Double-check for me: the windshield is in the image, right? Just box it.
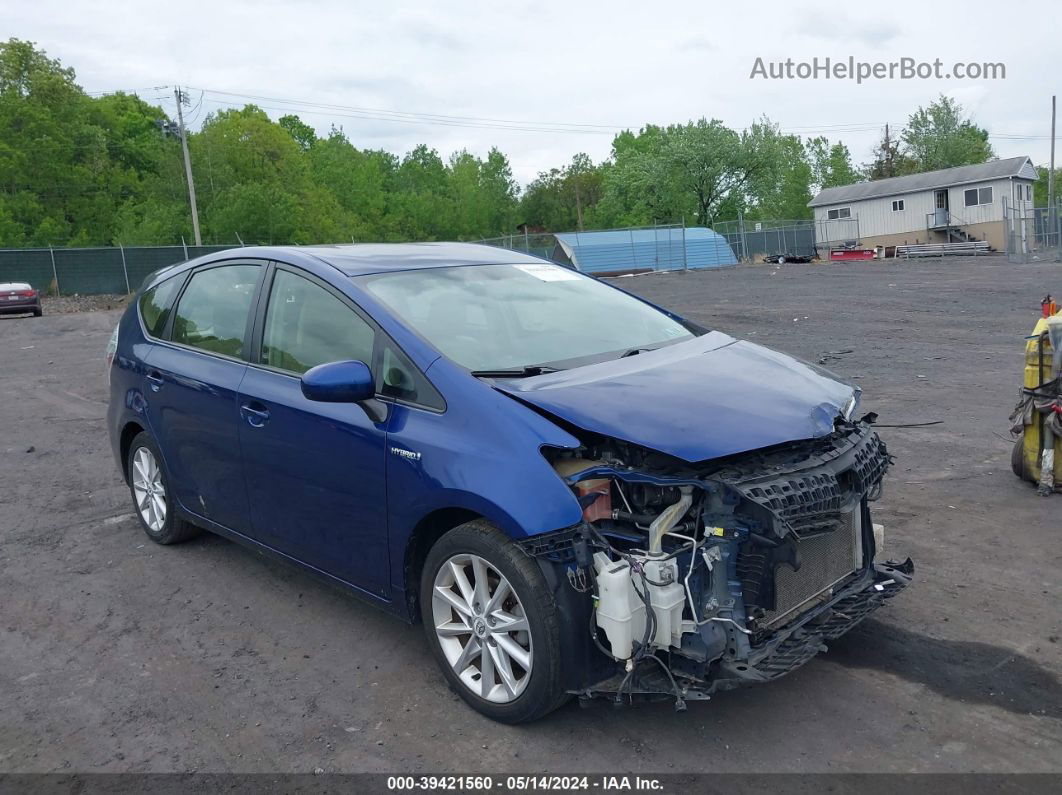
[357,262,696,371]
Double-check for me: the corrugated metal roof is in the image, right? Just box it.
[808,156,1035,207]
[553,227,737,274]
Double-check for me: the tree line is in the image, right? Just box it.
[0,38,1054,249]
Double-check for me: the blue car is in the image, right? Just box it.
[107,243,912,723]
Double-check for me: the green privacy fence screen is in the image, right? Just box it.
[0,245,238,295]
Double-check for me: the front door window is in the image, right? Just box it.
[260,269,375,373]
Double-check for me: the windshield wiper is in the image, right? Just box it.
[469,365,559,378]
[619,346,656,358]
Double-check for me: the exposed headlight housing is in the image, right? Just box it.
[842,392,860,421]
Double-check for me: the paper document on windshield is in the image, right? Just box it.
[514,263,581,281]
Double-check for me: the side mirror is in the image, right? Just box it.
[300,360,375,403]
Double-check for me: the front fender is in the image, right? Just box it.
[383,372,587,597]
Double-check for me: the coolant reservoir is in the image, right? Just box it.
[643,557,686,649]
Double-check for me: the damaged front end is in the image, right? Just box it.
[524,418,913,709]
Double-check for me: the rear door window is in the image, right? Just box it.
[171,264,262,357]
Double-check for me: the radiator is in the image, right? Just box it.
[760,505,863,629]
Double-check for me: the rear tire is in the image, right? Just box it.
[33,307,42,317]
[420,520,568,723]
[126,431,201,545]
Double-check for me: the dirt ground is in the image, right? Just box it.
[0,255,1059,775]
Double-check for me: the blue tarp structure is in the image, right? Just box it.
[552,227,737,275]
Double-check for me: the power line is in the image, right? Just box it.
[85,85,170,96]
[77,84,1062,144]
[189,87,629,132]
[194,97,615,135]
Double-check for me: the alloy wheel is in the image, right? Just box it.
[131,447,167,533]
[431,553,533,703]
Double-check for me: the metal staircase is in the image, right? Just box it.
[925,210,987,248]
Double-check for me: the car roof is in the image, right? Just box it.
[230,242,549,277]
[0,282,32,290]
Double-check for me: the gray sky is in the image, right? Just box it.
[11,0,1058,184]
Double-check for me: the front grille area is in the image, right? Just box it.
[759,506,862,629]
[729,430,888,532]
[743,471,847,534]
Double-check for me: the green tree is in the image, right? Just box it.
[748,135,813,220]
[390,144,453,240]
[309,128,395,240]
[519,153,604,231]
[279,114,317,152]
[807,137,862,190]
[1034,166,1062,207]
[597,119,782,227]
[0,39,182,246]
[192,105,335,243]
[901,95,994,172]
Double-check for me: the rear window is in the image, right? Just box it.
[138,276,183,338]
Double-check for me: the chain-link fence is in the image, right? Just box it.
[1004,198,1062,264]
[713,217,861,261]
[0,244,239,295]
[3,215,872,295]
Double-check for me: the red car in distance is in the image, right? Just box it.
[0,282,43,317]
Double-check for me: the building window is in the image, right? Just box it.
[891,199,905,212]
[1027,184,1033,201]
[964,186,993,207]
[827,207,852,220]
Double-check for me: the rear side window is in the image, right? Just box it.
[138,276,182,338]
[261,269,374,374]
[171,264,261,357]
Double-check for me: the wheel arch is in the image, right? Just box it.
[402,506,483,621]
[118,420,146,484]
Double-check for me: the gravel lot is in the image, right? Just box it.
[1,256,1059,775]
[41,293,130,315]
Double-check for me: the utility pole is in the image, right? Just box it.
[174,87,202,246]
[1051,95,1059,259]
[883,124,891,176]
[1049,95,1056,211]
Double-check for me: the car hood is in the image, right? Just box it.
[494,331,856,462]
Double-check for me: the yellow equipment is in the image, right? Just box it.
[1011,309,1062,492]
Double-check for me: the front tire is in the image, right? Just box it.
[126,431,201,545]
[420,520,567,723]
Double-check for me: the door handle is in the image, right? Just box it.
[146,370,164,392]
[240,402,271,428]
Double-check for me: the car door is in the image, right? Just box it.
[237,264,390,597]
[143,260,264,534]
